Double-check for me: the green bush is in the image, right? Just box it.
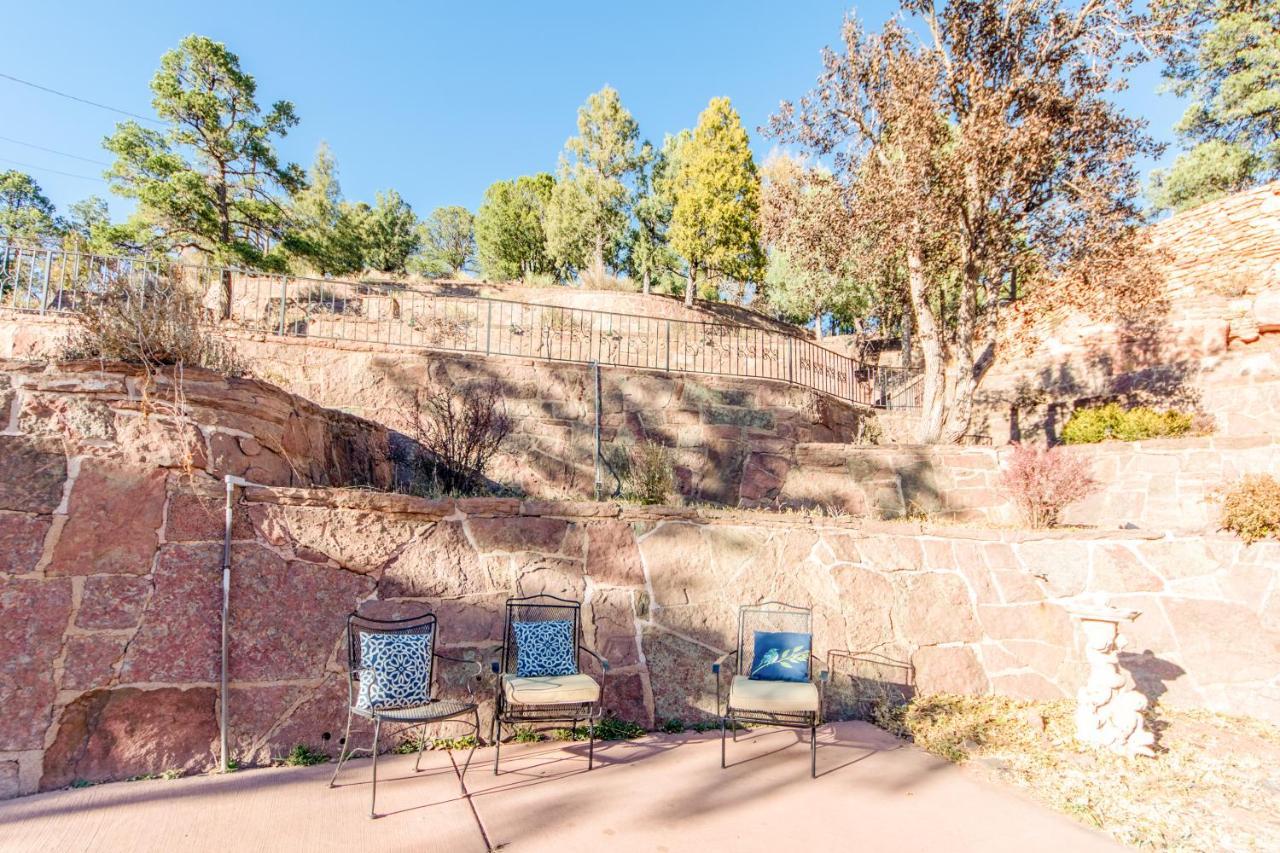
[1060,403,1196,444]
[1216,474,1280,544]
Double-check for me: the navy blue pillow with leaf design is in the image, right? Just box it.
[513,620,577,677]
[749,631,811,682]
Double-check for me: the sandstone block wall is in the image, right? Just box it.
[0,360,392,490]
[764,437,1280,531]
[5,474,1278,798]
[979,181,1280,445]
[0,316,873,502]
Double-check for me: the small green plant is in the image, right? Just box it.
[1215,474,1280,544]
[70,779,94,789]
[512,726,542,743]
[433,735,478,751]
[550,716,645,742]
[282,744,329,767]
[126,773,160,782]
[161,768,183,780]
[223,759,240,773]
[623,440,676,505]
[660,718,686,734]
[1060,402,1197,444]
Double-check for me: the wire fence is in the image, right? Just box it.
[0,244,923,409]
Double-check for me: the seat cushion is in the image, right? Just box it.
[502,673,600,706]
[729,675,819,714]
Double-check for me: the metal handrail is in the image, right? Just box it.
[0,243,923,409]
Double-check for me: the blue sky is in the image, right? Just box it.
[2,0,1187,221]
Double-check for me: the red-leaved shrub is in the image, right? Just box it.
[999,443,1098,528]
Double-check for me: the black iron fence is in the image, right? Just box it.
[0,245,923,409]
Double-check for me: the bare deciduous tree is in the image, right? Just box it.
[396,382,513,495]
[771,0,1165,443]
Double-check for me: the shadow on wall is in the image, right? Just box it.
[979,281,1201,445]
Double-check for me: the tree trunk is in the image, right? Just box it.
[685,266,696,308]
[908,244,946,443]
[814,311,824,339]
[592,231,606,288]
[942,254,979,444]
[901,310,913,367]
[642,268,651,296]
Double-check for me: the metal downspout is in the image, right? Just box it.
[592,362,604,500]
[220,475,249,772]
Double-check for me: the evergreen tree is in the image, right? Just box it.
[413,206,475,277]
[475,173,557,281]
[354,190,419,273]
[102,34,304,278]
[0,170,60,250]
[626,133,686,295]
[544,87,645,286]
[669,98,764,307]
[1150,0,1280,212]
[285,142,363,275]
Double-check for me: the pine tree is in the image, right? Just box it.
[475,174,557,281]
[285,143,363,275]
[544,87,645,287]
[669,98,764,307]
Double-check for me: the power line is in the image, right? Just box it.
[0,155,107,183]
[0,134,110,166]
[0,71,162,125]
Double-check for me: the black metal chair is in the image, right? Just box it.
[490,594,609,774]
[329,609,482,818]
[712,601,829,778]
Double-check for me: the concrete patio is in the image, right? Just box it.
[0,721,1118,852]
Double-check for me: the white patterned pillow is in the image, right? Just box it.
[356,631,432,711]
[513,620,577,677]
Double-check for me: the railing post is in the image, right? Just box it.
[665,320,671,373]
[787,337,794,384]
[278,276,288,336]
[39,250,52,314]
[846,359,854,402]
[880,369,889,409]
[485,300,493,355]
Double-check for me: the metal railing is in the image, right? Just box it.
[0,244,923,409]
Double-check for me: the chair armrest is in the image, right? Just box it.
[579,646,610,672]
[712,651,737,717]
[434,651,484,679]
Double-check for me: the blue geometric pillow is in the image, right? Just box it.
[749,631,811,682]
[356,632,432,711]
[512,620,577,677]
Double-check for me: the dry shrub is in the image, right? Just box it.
[1215,474,1280,544]
[999,443,1098,528]
[623,440,675,505]
[875,693,1280,850]
[58,270,244,375]
[396,382,512,496]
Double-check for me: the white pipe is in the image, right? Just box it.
[220,474,249,772]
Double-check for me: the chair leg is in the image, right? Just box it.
[587,717,595,771]
[493,719,501,775]
[414,723,427,773]
[370,717,382,819]
[720,714,727,769]
[458,710,480,794]
[810,720,817,779]
[329,707,354,788]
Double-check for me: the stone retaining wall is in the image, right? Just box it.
[0,316,873,502]
[765,436,1280,532]
[4,471,1277,798]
